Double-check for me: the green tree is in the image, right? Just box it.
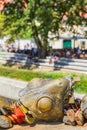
[3,0,87,57]
[0,12,5,37]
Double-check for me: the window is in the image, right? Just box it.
[81,41,85,49]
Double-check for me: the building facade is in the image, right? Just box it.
[48,26,87,50]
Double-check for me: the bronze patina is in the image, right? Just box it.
[19,77,74,122]
[0,76,79,128]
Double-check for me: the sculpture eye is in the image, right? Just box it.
[37,97,53,113]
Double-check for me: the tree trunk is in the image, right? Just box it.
[32,24,42,48]
[32,24,47,58]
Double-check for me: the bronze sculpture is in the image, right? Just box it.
[19,77,75,123]
[0,76,80,129]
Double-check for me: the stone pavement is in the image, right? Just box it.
[9,121,87,130]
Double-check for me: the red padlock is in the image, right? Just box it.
[11,114,23,124]
[13,106,25,118]
[11,106,25,124]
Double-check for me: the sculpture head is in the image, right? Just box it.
[19,77,73,123]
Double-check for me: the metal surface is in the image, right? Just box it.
[20,77,73,122]
[0,76,78,128]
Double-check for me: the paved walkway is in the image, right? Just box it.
[10,120,87,130]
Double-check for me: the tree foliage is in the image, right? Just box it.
[0,12,6,37]
[2,0,87,56]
